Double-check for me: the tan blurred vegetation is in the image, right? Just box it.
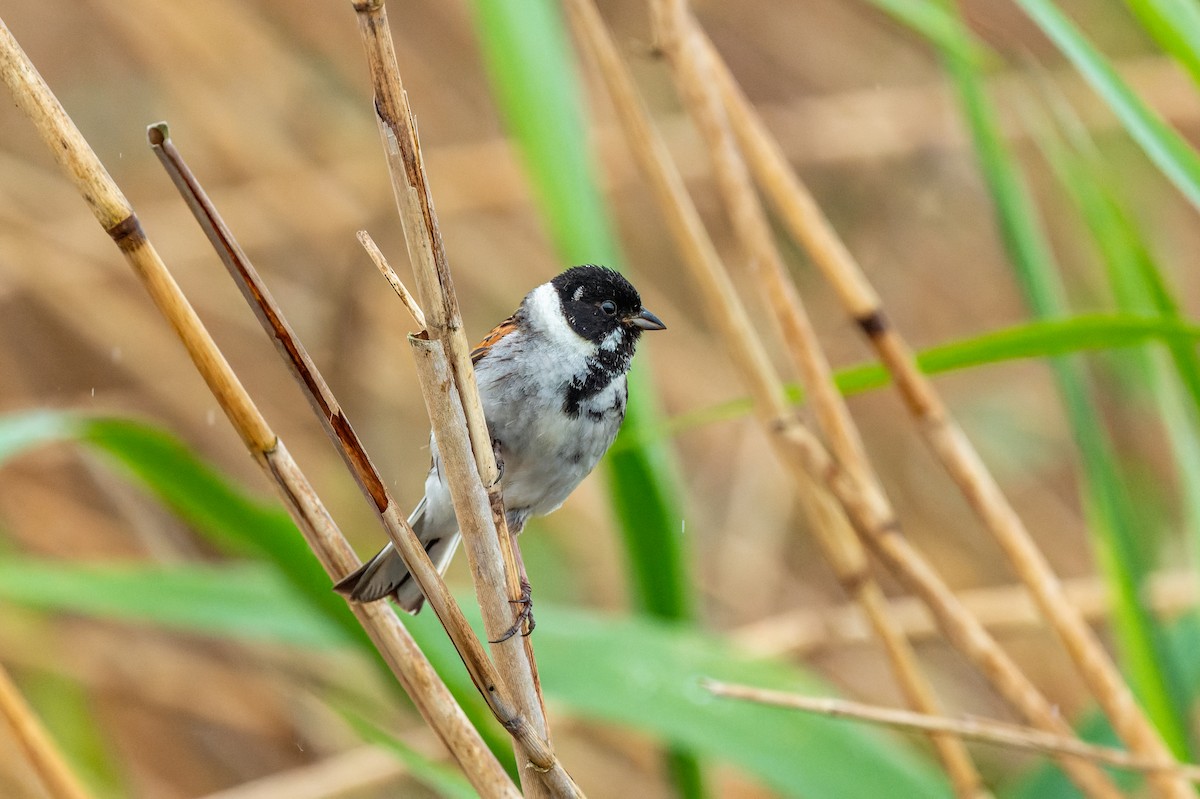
[2,0,1199,796]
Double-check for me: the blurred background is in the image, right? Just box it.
[2,0,1199,797]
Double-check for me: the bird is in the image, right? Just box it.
[334,265,665,639]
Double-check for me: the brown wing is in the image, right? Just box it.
[470,316,518,364]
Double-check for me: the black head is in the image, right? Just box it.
[550,265,665,345]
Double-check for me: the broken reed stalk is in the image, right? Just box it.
[347,3,572,796]
[563,2,1121,796]
[648,3,984,796]
[0,17,520,799]
[699,24,1192,799]
[359,230,427,329]
[703,681,1200,782]
[145,127,579,798]
[0,662,93,799]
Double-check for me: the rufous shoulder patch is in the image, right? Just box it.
[470,316,518,364]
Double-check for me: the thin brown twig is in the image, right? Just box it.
[704,681,1200,782]
[0,662,93,799]
[564,3,1121,796]
[648,3,985,795]
[0,17,519,799]
[347,2,573,796]
[145,123,576,794]
[701,26,1191,799]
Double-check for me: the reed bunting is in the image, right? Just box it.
[335,265,665,638]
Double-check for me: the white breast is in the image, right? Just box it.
[471,307,626,519]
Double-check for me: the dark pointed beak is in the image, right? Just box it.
[628,308,667,331]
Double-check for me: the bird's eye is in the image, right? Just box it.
[600,300,617,316]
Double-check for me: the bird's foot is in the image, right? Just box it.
[489,578,534,643]
[491,437,505,484]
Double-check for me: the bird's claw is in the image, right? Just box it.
[491,437,505,484]
[489,578,534,643]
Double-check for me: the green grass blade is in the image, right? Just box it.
[831,316,1200,392]
[861,0,993,66]
[23,671,124,798]
[464,0,692,622]
[860,0,1200,410]
[607,372,692,620]
[0,409,79,461]
[1038,109,1200,584]
[1123,0,1200,88]
[1014,0,1200,212]
[1046,94,1200,416]
[0,411,379,650]
[463,0,616,266]
[0,410,514,775]
[0,558,351,647]
[78,417,363,641]
[862,0,1200,210]
[523,607,952,799]
[1130,250,1200,412]
[2,556,952,799]
[936,5,1193,758]
[465,2,701,794]
[638,314,1200,447]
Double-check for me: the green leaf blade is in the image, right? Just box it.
[530,607,953,799]
[1015,0,1200,212]
[937,0,1194,760]
[0,559,353,648]
[0,410,515,775]
[0,556,955,798]
[1123,0,1200,88]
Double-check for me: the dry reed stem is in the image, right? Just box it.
[649,4,985,795]
[0,662,93,799]
[348,3,574,795]
[564,3,1120,796]
[704,681,1200,782]
[733,569,1198,656]
[145,125,576,795]
[350,1,497,488]
[0,17,520,799]
[405,336,580,799]
[702,27,1191,799]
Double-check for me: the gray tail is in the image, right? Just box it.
[333,501,460,614]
